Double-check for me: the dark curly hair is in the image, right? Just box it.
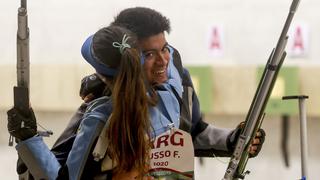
[111,7,171,39]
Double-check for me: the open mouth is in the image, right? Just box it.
[153,65,167,75]
[154,69,166,75]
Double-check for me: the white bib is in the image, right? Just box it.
[147,128,194,179]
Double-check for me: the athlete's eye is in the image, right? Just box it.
[143,51,155,60]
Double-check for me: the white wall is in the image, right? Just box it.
[1,0,319,65]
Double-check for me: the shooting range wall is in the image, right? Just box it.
[1,65,319,117]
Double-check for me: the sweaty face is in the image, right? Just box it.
[139,33,170,84]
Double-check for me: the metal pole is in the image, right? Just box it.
[298,97,308,180]
[282,95,309,180]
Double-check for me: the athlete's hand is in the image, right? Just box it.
[227,122,266,158]
[248,128,266,157]
[7,107,37,140]
[79,73,105,102]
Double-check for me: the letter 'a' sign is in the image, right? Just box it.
[146,128,194,179]
[287,24,309,57]
[207,25,224,57]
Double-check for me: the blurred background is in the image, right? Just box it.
[1,0,319,179]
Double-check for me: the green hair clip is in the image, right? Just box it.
[112,34,131,54]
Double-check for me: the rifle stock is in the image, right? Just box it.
[222,0,300,179]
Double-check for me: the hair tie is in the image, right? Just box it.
[112,34,131,54]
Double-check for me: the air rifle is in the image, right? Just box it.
[9,0,32,147]
[9,0,53,146]
[8,0,30,146]
[15,0,30,113]
[222,0,300,179]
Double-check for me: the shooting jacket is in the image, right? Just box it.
[15,46,188,180]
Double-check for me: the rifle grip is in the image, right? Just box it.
[14,86,30,112]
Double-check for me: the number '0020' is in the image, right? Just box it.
[154,161,169,167]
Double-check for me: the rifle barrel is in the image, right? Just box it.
[17,0,29,88]
[273,0,300,66]
[21,0,27,9]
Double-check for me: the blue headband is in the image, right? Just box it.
[81,35,118,77]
